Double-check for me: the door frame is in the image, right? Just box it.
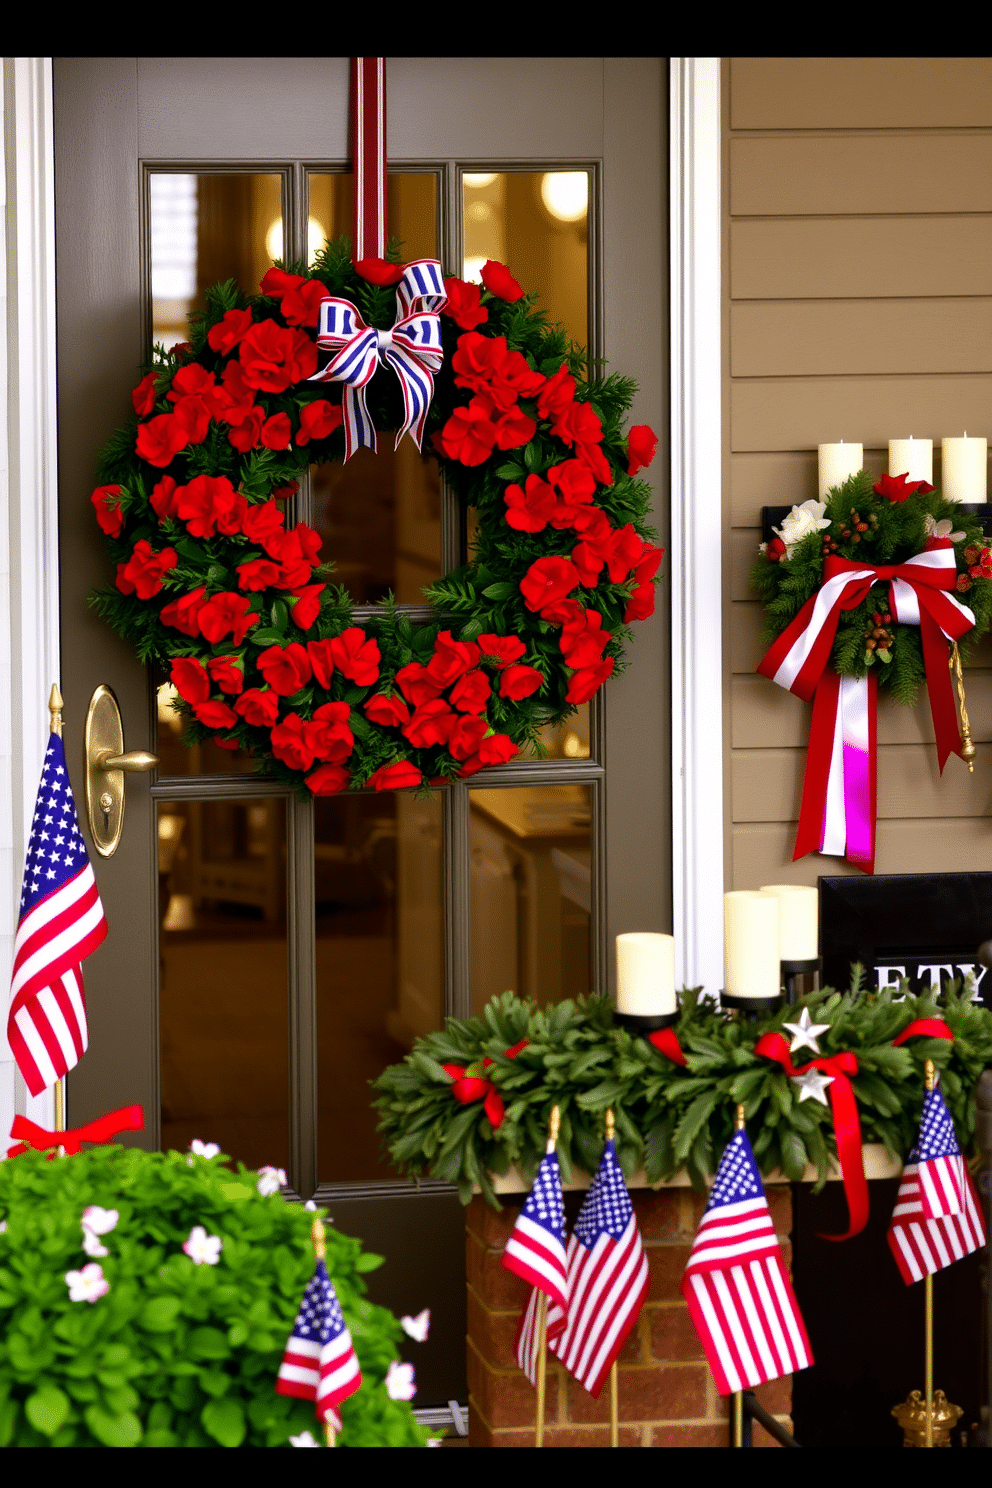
[0,56,726,1142]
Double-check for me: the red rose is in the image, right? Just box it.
[241,500,285,546]
[536,364,576,422]
[304,701,353,763]
[227,406,265,453]
[265,524,323,588]
[549,460,596,505]
[560,608,610,669]
[239,320,317,394]
[451,333,507,396]
[168,364,217,404]
[256,643,313,697]
[170,395,211,446]
[553,399,604,450]
[281,279,328,328]
[395,663,443,707]
[493,405,536,451]
[364,693,411,728]
[289,584,325,631]
[499,664,543,700]
[193,698,238,730]
[627,425,658,476]
[131,373,158,417]
[539,597,584,627]
[135,413,187,468]
[427,631,481,687]
[624,584,655,622]
[447,714,489,761]
[237,558,283,592]
[366,760,423,792]
[520,556,580,613]
[170,657,210,705]
[489,349,545,411]
[306,639,335,690]
[443,278,488,330]
[570,542,604,587]
[176,474,247,539]
[480,260,524,302]
[602,523,645,584]
[440,398,498,466]
[197,592,259,646]
[213,736,240,751]
[235,688,279,728]
[206,656,244,695]
[354,257,405,286]
[874,472,935,502]
[207,307,254,355]
[296,400,343,446]
[306,763,350,796]
[633,544,664,586]
[573,439,614,487]
[458,732,519,777]
[150,476,181,522]
[270,712,317,772]
[261,412,292,450]
[160,586,207,636]
[115,540,178,599]
[260,267,304,300]
[403,699,456,748]
[92,484,124,537]
[330,628,380,686]
[503,475,555,534]
[272,481,300,502]
[449,670,492,714]
[565,657,615,705]
[477,634,526,669]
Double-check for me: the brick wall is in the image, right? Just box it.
[466,1185,794,1447]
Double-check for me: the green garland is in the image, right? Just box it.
[751,471,992,706]
[373,978,992,1208]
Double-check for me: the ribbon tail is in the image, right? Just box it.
[383,346,434,453]
[817,1074,870,1241]
[919,609,962,772]
[794,668,839,862]
[341,383,377,461]
[795,670,876,873]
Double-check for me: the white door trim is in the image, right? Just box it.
[669,58,724,996]
[1,56,60,1138]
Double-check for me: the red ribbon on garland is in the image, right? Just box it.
[351,58,387,264]
[755,1033,868,1240]
[647,1027,688,1066]
[892,1018,954,1046]
[443,1040,529,1130]
[7,1103,144,1158]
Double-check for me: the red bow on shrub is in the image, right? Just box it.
[647,1027,687,1066]
[443,1040,529,1130]
[7,1104,144,1158]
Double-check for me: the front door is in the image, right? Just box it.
[52,57,667,1409]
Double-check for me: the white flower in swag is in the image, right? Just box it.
[289,1430,321,1447]
[772,500,832,560]
[256,1165,287,1197]
[65,1262,110,1304]
[925,514,967,544]
[183,1225,223,1266]
[385,1361,417,1401]
[400,1308,431,1343]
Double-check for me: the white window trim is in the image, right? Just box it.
[669,58,724,996]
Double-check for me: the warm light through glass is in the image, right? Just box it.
[540,171,589,223]
[265,216,328,267]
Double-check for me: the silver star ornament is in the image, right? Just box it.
[793,1069,835,1106]
[782,1006,830,1055]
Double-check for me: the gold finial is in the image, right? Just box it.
[605,1108,615,1142]
[546,1104,561,1153]
[312,1215,326,1261]
[925,1058,936,1093]
[735,1103,746,1132]
[48,684,63,738]
[950,643,975,773]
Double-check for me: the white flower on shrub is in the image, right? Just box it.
[289,1430,320,1447]
[189,1139,221,1159]
[82,1205,119,1235]
[400,1308,431,1342]
[0,1219,6,1234]
[385,1360,417,1401]
[183,1224,223,1266]
[82,1229,109,1258]
[773,500,831,559]
[65,1262,109,1303]
[256,1165,287,1197]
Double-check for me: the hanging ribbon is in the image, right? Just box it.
[308,261,447,462]
[755,1032,868,1240]
[442,1040,529,1131]
[7,1103,144,1158]
[758,540,974,873]
[892,1018,954,1046]
[351,57,387,263]
[647,1027,688,1067]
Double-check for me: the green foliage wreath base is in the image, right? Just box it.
[0,1145,431,1448]
[374,978,992,1208]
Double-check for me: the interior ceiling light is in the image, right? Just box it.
[540,171,588,223]
[463,172,498,189]
[266,217,327,266]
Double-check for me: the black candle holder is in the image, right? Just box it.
[781,957,822,1005]
[612,1008,679,1034]
[720,990,784,1018]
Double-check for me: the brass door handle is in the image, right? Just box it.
[84,685,160,857]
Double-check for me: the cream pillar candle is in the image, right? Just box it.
[888,437,933,484]
[759,884,819,963]
[818,441,863,499]
[616,933,676,1017]
[942,434,988,502]
[724,892,780,999]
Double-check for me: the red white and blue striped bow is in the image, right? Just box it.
[308,259,447,462]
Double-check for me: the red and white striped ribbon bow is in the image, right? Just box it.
[351,57,387,262]
[757,540,974,872]
[308,261,448,462]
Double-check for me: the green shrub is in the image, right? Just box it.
[0,1144,432,1447]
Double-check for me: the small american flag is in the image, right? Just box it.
[887,1090,986,1285]
[502,1151,568,1385]
[275,1259,361,1428]
[682,1130,813,1396]
[547,1137,649,1397]
[7,733,107,1098]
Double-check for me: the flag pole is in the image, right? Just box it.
[48,685,66,1143]
[312,1215,336,1448]
[924,1059,935,1449]
[605,1107,620,1448]
[535,1104,561,1449]
[732,1101,746,1449]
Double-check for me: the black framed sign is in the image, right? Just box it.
[819,872,992,1004]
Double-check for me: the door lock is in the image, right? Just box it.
[84,684,160,857]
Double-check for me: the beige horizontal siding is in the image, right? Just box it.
[731,59,992,132]
[734,817,992,888]
[731,600,992,677]
[729,450,888,526]
[731,300,992,378]
[731,673,992,750]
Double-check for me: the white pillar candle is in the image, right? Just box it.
[759,884,819,963]
[888,437,933,484]
[724,892,780,999]
[942,434,988,503]
[616,933,676,1017]
[818,441,863,499]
